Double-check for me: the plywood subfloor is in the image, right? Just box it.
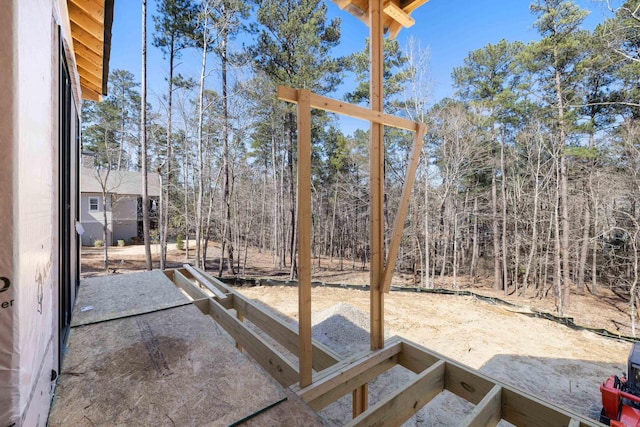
[49,304,287,426]
[236,389,324,427]
[71,270,189,326]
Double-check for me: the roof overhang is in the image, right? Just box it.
[331,0,429,38]
[68,0,114,101]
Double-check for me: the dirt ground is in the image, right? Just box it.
[82,242,639,339]
[81,243,636,421]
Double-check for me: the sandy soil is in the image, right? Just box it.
[237,286,628,422]
[81,243,637,422]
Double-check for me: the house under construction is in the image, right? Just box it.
[1,1,602,426]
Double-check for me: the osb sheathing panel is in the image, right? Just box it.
[237,389,324,427]
[71,270,189,326]
[49,304,286,426]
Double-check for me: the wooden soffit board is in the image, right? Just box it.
[68,0,114,101]
[331,0,429,38]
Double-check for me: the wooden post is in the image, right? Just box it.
[297,89,313,388]
[369,0,385,354]
[352,0,385,419]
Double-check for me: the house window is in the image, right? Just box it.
[89,197,99,212]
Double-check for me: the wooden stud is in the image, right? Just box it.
[347,360,446,426]
[235,311,244,351]
[297,89,313,388]
[382,123,426,293]
[383,2,415,28]
[277,85,417,132]
[352,386,368,419]
[460,385,503,427]
[369,0,385,352]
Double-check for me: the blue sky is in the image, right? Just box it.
[108,0,612,109]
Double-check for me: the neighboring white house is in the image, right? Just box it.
[0,1,113,425]
[80,164,160,246]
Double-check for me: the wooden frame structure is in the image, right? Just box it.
[163,267,600,426]
[156,1,600,424]
[278,0,431,417]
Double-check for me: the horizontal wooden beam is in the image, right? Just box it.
[460,385,502,427]
[348,359,445,426]
[296,340,402,411]
[277,85,419,132]
[501,387,587,427]
[397,339,440,374]
[198,297,299,387]
[172,269,210,300]
[399,339,495,405]
[231,289,340,371]
[383,2,415,28]
[185,266,340,371]
[184,264,229,300]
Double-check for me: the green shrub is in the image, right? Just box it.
[94,240,104,247]
[117,239,125,247]
[176,234,184,250]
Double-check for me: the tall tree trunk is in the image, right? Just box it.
[141,0,152,270]
[220,27,235,276]
[287,113,296,279]
[492,166,501,290]
[522,142,542,297]
[102,192,110,271]
[195,12,208,269]
[424,171,430,288]
[554,161,563,316]
[554,44,571,307]
[500,135,508,295]
[592,191,599,294]
[159,40,175,271]
[470,196,479,282]
[184,125,190,261]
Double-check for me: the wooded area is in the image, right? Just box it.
[82,0,640,332]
